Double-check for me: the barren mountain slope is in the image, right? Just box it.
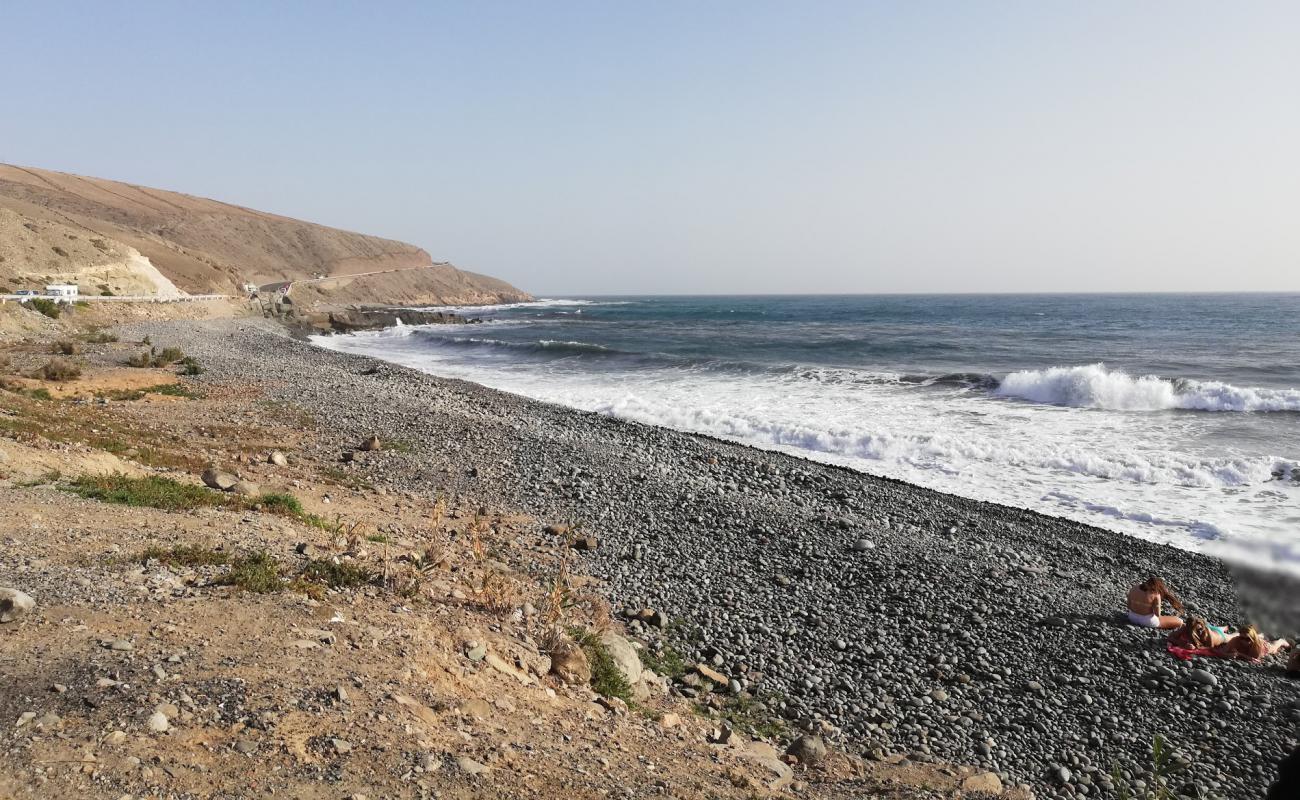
[0,164,530,305]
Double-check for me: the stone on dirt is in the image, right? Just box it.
[0,588,34,623]
[785,735,828,766]
[201,468,238,491]
[548,636,592,685]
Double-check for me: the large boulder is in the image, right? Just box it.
[962,772,1004,794]
[785,735,828,766]
[201,468,239,491]
[0,588,34,623]
[230,480,261,497]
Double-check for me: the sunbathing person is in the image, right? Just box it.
[1126,576,1185,630]
[1168,616,1232,649]
[1211,624,1291,662]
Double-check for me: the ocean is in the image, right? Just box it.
[312,294,1300,573]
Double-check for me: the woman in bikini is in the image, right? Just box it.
[1126,577,1185,630]
[1211,623,1291,661]
[1168,616,1233,649]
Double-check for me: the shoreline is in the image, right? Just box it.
[128,316,1299,797]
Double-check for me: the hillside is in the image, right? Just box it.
[0,164,530,306]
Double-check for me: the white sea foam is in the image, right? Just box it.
[406,298,630,314]
[311,334,1300,573]
[995,363,1300,412]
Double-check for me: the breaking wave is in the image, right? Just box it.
[995,364,1300,413]
[407,298,631,314]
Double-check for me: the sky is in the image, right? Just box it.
[2,1,1298,295]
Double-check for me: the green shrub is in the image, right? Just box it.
[300,559,374,589]
[65,473,226,511]
[140,544,230,568]
[82,329,119,344]
[27,298,60,319]
[180,357,204,376]
[217,551,284,593]
[253,492,305,517]
[570,627,633,703]
[145,383,195,398]
[152,347,185,366]
[37,358,81,381]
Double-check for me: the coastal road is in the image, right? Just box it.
[0,294,228,303]
[257,262,451,295]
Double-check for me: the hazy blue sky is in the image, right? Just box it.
[3,2,1297,294]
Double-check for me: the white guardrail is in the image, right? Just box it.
[0,294,228,303]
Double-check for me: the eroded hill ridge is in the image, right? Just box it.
[0,164,530,306]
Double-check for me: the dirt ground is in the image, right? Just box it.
[0,307,1018,800]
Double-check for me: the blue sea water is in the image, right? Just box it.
[314,294,1300,572]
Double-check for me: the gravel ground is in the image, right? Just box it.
[128,318,1300,799]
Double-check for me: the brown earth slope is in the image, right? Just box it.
[0,164,531,306]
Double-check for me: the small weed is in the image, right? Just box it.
[65,473,226,511]
[287,577,327,601]
[639,644,688,680]
[542,564,578,625]
[320,467,374,491]
[36,358,81,382]
[179,357,203,376]
[430,494,448,526]
[52,340,78,356]
[711,693,788,740]
[469,514,488,562]
[140,544,229,568]
[217,551,284,593]
[126,351,152,368]
[366,533,390,543]
[475,568,519,612]
[82,329,119,344]
[1113,734,1184,800]
[299,559,374,589]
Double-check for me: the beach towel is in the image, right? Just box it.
[1166,641,1258,663]
[1165,643,1217,662]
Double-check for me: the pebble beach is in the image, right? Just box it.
[137,317,1300,799]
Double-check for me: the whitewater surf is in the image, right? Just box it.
[313,293,1300,574]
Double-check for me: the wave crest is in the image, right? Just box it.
[995,364,1300,412]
